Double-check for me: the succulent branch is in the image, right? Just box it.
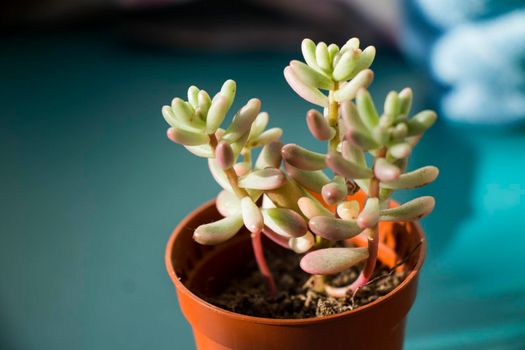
[162,37,438,299]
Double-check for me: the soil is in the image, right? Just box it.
[204,248,407,319]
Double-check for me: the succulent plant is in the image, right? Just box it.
[162,37,438,298]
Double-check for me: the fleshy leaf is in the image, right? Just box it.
[334,69,374,102]
[238,168,285,190]
[252,127,283,146]
[241,197,264,233]
[381,166,439,189]
[325,151,372,179]
[356,88,379,130]
[300,247,369,275]
[208,158,233,192]
[171,97,194,123]
[216,190,240,217]
[247,112,269,143]
[380,196,435,221]
[398,87,413,115]
[388,142,412,159]
[384,91,400,117]
[289,60,334,90]
[407,110,437,136]
[206,95,229,134]
[219,79,236,109]
[167,127,209,146]
[222,98,261,142]
[285,163,330,193]
[301,39,321,71]
[306,109,335,141]
[282,144,326,171]
[337,200,360,220]
[215,141,234,169]
[374,158,400,182]
[357,198,379,229]
[255,141,283,170]
[289,231,315,253]
[350,46,376,77]
[193,214,243,245]
[284,66,329,107]
[346,127,380,150]
[297,196,333,219]
[184,144,214,158]
[262,208,307,238]
[341,141,366,167]
[315,42,331,71]
[321,176,347,205]
[332,49,360,81]
[308,216,363,241]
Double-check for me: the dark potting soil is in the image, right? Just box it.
[204,248,407,319]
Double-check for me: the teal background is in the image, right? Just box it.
[1,30,525,349]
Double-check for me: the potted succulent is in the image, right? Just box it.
[163,37,438,350]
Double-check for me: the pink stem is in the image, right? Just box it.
[251,230,277,297]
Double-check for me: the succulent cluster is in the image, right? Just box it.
[162,37,438,297]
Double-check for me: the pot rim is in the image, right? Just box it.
[165,198,426,326]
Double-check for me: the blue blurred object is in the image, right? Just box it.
[404,0,525,124]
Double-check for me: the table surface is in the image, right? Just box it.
[1,29,525,350]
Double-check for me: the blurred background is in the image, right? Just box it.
[1,0,525,349]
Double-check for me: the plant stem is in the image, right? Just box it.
[327,84,340,153]
[349,147,386,291]
[209,133,277,296]
[251,230,277,297]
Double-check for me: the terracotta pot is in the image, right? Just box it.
[165,199,426,350]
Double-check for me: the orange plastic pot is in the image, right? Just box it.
[165,199,426,350]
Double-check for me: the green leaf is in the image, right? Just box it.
[308,216,362,241]
[407,110,437,136]
[194,214,244,245]
[167,127,209,146]
[381,166,439,189]
[247,112,269,143]
[255,141,283,170]
[300,247,369,275]
[332,49,359,81]
[206,95,229,134]
[301,38,320,71]
[241,196,263,233]
[222,98,261,143]
[380,196,435,221]
[374,158,400,182]
[284,66,329,107]
[398,87,413,115]
[187,85,199,108]
[334,69,374,102]
[325,151,372,179]
[297,196,333,219]
[356,88,379,130]
[290,60,334,90]
[288,232,315,253]
[321,176,347,205]
[219,79,236,109]
[238,168,285,190]
[357,198,379,228]
[306,109,335,141]
[384,91,400,117]
[282,144,326,171]
[216,190,240,217]
[285,163,330,193]
[262,208,307,238]
[315,42,331,71]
